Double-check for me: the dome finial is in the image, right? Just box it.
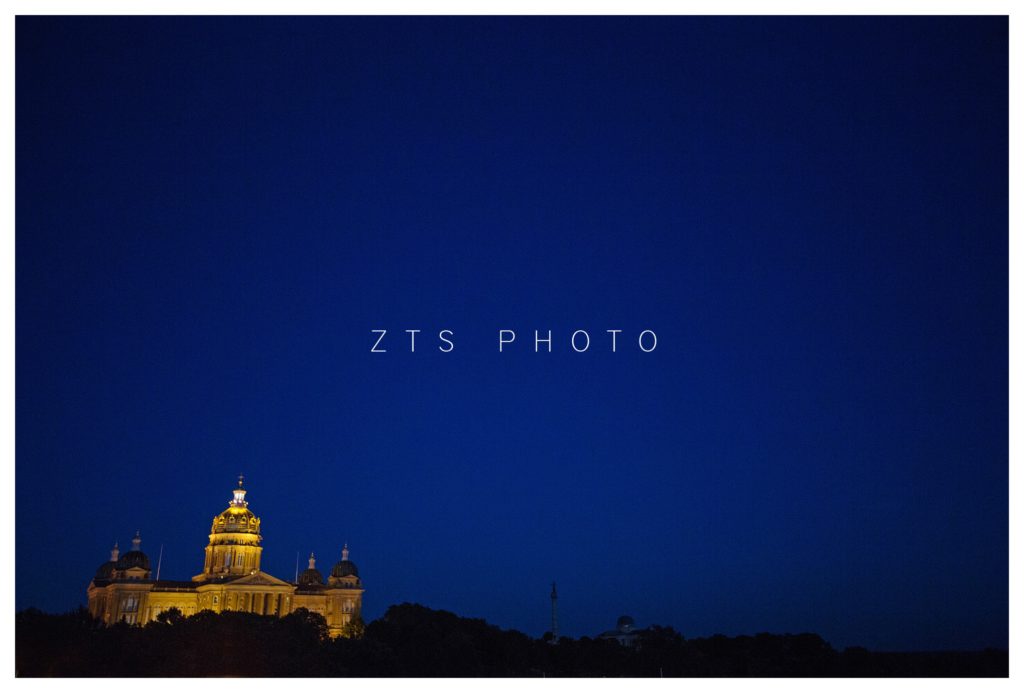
[230,475,248,507]
[110,541,120,562]
[308,552,316,569]
[342,543,349,561]
[132,531,141,551]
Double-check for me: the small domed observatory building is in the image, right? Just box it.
[87,477,364,637]
[598,615,646,647]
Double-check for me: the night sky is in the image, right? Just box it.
[16,16,1007,652]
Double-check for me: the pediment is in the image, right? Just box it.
[227,571,293,587]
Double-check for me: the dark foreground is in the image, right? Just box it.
[16,604,1007,677]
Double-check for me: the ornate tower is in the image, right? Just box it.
[194,475,263,580]
[324,543,364,636]
[116,531,151,578]
[298,552,324,586]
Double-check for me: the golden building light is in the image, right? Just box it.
[86,477,364,637]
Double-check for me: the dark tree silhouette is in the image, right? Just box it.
[154,607,184,625]
[15,604,1008,677]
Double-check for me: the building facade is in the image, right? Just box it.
[87,477,364,637]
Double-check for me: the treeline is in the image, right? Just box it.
[16,603,1007,677]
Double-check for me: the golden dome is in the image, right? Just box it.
[209,476,262,536]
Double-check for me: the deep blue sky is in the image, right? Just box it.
[16,16,1007,652]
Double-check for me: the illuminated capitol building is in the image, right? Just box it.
[87,477,364,637]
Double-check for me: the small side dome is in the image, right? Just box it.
[330,561,358,578]
[331,544,359,578]
[298,552,324,585]
[118,551,150,570]
[116,531,150,571]
[94,561,117,579]
[298,568,324,585]
[95,541,120,579]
